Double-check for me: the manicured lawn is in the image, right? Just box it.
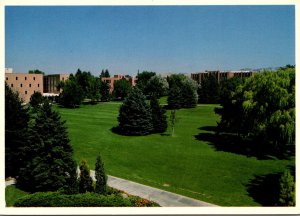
[54,102,294,206]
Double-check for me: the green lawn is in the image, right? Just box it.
[5,185,29,207]
[54,102,294,206]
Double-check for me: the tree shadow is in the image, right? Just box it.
[246,173,282,206]
[195,126,274,160]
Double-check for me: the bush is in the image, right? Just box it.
[14,191,159,207]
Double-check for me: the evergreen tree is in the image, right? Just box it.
[100,80,111,101]
[29,91,43,110]
[117,88,153,135]
[5,83,30,178]
[278,170,295,206]
[17,101,77,192]
[113,78,132,100]
[167,85,182,109]
[79,160,94,193]
[150,96,168,133]
[95,154,107,194]
[104,69,110,78]
[63,159,79,194]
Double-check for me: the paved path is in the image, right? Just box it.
[5,173,217,207]
[90,171,217,207]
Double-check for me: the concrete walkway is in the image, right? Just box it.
[5,173,217,207]
[90,171,217,207]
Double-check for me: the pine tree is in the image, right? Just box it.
[79,160,94,193]
[150,96,168,133]
[17,101,77,192]
[278,170,295,206]
[117,88,153,135]
[100,80,111,101]
[5,83,30,178]
[95,154,107,194]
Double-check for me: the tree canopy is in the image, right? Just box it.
[113,78,132,100]
[136,71,156,93]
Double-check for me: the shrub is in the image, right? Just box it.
[278,170,295,206]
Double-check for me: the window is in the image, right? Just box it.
[33,77,36,80]
[25,91,27,94]
[38,84,40,87]
[25,77,27,80]
[16,77,18,80]
[6,77,8,81]
[20,84,23,87]
[29,84,32,87]
[11,84,13,87]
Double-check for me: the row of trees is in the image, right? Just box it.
[215,67,295,157]
[6,83,108,194]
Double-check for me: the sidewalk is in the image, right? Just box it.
[90,171,217,207]
[5,173,217,207]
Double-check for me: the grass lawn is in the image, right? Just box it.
[54,102,294,206]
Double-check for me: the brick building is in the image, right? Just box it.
[101,74,137,92]
[5,72,43,103]
[191,70,254,85]
[43,74,69,94]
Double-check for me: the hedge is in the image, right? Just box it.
[14,191,159,207]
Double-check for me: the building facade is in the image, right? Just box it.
[5,73,44,103]
[191,70,254,85]
[101,74,137,92]
[43,74,69,94]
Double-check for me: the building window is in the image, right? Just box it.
[11,84,13,87]
[25,77,27,80]
[6,77,8,81]
[33,77,35,80]
[25,91,27,94]
[20,84,23,87]
[38,84,40,87]
[16,77,18,80]
[29,84,32,87]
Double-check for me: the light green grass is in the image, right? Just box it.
[5,185,29,207]
[54,102,294,206]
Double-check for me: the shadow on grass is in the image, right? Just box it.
[195,126,275,160]
[246,173,282,206]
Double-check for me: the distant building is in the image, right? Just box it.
[191,70,254,85]
[5,72,43,103]
[101,74,137,92]
[43,74,69,94]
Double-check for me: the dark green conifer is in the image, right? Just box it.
[79,160,94,193]
[150,96,168,133]
[95,154,107,194]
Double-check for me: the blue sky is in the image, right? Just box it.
[5,6,295,76]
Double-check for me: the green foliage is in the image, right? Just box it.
[5,83,30,178]
[113,78,132,100]
[17,101,77,192]
[5,185,29,207]
[117,88,153,135]
[167,74,198,109]
[216,68,295,157]
[79,160,93,193]
[59,78,84,108]
[278,170,295,206]
[136,71,156,93]
[100,80,111,101]
[144,75,169,98]
[198,74,220,103]
[95,154,107,194]
[28,69,44,75]
[150,96,168,133]
[88,76,101,103]
[100,69,110,78]
[29,91,44,109]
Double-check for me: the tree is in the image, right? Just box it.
[278,170,295,206]
[95,154,107,194]
[113,78,132,100]
[17,101,78,192]
[136,71,156,94]
[28,69,44,75]
[144,75,169,98]
[198,73,220,104]
[79,160,94,193]
[167,74,198,109]
[88,76,101,103]
[100,80,111,101]
[104,69,110,78]
[59,78,84,108]
[150,96,168,133]
[5,83,30,178]
[29,91,44,109]
[117,88,153,135]
[170,110,176,137]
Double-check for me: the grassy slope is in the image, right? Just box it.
[55,103,294,206]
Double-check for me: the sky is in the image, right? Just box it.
[5,6,295,76]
